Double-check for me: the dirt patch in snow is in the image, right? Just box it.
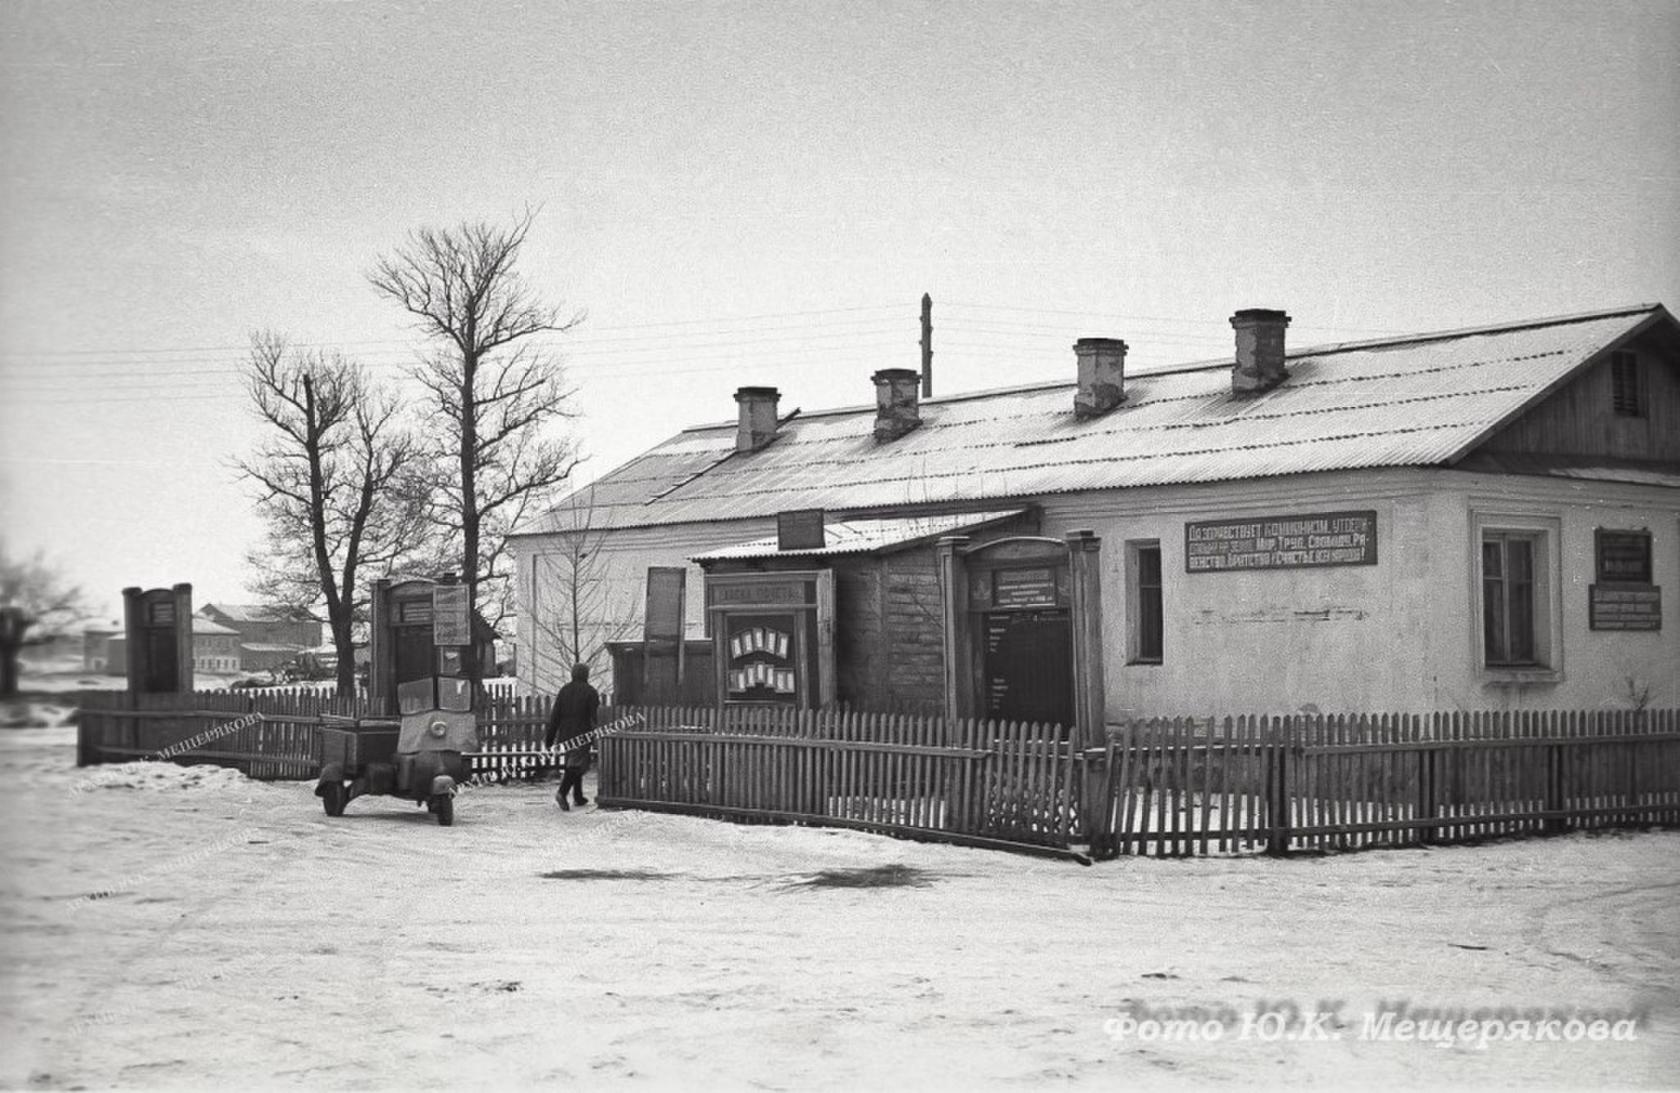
[540,868,681,882]
[783,863,940,889]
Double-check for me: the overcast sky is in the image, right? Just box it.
[2,0,1677,621]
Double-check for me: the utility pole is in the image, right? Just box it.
[920,293,934,398]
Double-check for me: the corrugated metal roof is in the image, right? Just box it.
[1455,452,1680,489]
[692,510,1029,561]
[518,305,1669,534]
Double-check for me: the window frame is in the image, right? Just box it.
[1469,510,1563,682]
[1125,539,1164,666]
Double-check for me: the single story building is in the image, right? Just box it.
[509,303,1679,729]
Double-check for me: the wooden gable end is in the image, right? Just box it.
[1478,322,1680,463]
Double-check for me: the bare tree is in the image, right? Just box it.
[0,542,88,697]
[234,333,427,694]
[368,210,583,670]
[527,486,640,690]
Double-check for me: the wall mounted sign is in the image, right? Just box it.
[777,509,826,551]
[1589,585,1662,631]
[709,580,814,607]
[397,598,432,626]
[1595,529,1653,584]
[1185,510,1378,572]
[968,561,1070,610]
[992,567,1060,608]
[431,584,470,646]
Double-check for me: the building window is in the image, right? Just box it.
[1127,541,1163,664]
[1611,350,1643,417]
[1473,513,1561,677]
[1482,532,1539,665]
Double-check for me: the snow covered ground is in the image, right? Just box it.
[1,723,1675,1090]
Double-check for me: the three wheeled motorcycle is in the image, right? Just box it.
[314,676,479,826]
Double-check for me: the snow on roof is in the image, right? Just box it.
[517,303,1672,535]
[691,509,1030,561]
[200,603,309,623]
[191,617,239,635]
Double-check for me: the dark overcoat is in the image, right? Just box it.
[545,680,600,771]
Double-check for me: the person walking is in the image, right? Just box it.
[544,663,600,811]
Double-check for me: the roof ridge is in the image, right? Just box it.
[673,304,1661,422]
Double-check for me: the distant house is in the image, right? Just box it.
[194,603,326,674]
[82,624,121,673]
[197,604,323,649]
[192,616,242,673]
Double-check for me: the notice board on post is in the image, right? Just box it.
[644,567,687,642]
[642,566,688,705]
[431,584,470,646]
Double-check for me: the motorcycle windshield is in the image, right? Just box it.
[438,678,474,712]
[396,678,434,716]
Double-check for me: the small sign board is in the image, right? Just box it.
[1596,530,1652,584]
[777,509,826,551]
[709,579,814,607]
[432,584,471,646]
[1186,510,1378,572]
[993,567,1061,608]
[644,566,687,642]
[1589,585,1661,631]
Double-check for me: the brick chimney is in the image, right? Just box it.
[734,386,780,453]
[1230,309,1291,395]
[871,368,921,443]
[1073,337,1128,417]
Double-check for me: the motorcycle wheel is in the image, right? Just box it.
[433,793,454,827]
[321,782,349,818]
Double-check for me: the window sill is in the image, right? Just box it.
[1479,665,1563,685]
[1126,658,1163,667]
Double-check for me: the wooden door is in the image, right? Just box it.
[982,608,1073,728]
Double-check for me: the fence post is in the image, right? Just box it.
[1418,712,1439,845]
[1544,727,1565,835]
[1266,717,1291,855]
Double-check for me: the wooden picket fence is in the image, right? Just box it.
[75,690,1680,861]
[1094,709,1680,857]
[76,688,371,780]
[597,706,1082,856]
[76,689,611,783]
